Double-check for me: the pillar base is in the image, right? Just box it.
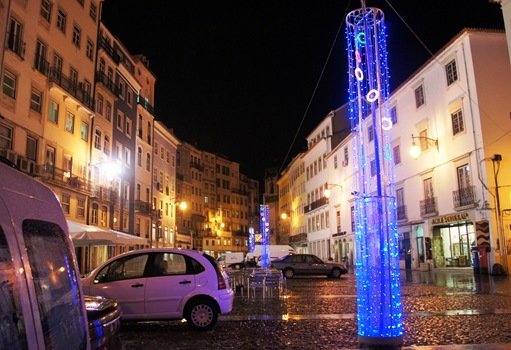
[358,335,403,348]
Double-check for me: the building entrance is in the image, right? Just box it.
[432,223,475,268]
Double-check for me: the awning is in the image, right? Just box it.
[67,220,147,247]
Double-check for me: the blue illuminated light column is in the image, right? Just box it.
[248,227,255,253]
[346,4,403,346]
[259,205,270,268]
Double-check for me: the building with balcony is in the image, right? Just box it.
[278,28,511,272]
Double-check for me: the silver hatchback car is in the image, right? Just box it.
[82,248,234,331]
[271,254,348,279]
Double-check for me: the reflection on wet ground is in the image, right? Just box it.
[402,268,511,296]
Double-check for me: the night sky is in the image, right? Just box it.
[101,1,505,182]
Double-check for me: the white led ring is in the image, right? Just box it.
[366,89,379,102]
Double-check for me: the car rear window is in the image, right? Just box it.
[23,219,88,350]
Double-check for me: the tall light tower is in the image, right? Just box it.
[346,2,403,346]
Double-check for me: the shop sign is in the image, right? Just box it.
[431,212,469,225]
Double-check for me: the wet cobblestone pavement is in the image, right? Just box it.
[120,269,511,349]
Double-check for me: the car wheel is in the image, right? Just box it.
[330,268,342,278]
[283,268,294,279]
[185,298,218,331]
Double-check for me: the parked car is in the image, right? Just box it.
[245,244,296,267]
[0,157,123,349]
[217,252,245,269]
[85,295,123,350]
[271,254,348,279]
[81,248,234,331]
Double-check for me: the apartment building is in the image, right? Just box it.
[152,121,180,247]
[276,28,511,272]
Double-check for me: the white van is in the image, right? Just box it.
[0,158,121,349]
[217,252,245,269]
[245,245,296,267]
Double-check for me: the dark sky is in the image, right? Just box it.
[101,1,504,183]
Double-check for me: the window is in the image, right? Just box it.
[0,124,13,150]
[35,40,47,73]
[65,111,75,133]
[72,25,81,48]
[118,80,124,99]
[393,145,401,165]
[126,118,132,137]
[80,121,89,141]
[127,89,133,106]
[103,135,110,156]
[56,8,66,32]
[8,17,24,58]
[30,87,42,113]
[414,85,425,108]
[96,94,103,115]
[94,129,101,150]
[117,111,124,131]
[61,193,70,214]
[370,158,376,177]
[125,148,131,167]
[91,203,98,224]
[389,106,397,125]
[146,153,151,171]
[86,39,94,60]
[137,147,142,166]
[40,0,52,23]
[367,125,374,142]
[457,164,471,191]
[446,59,458,86]
[26,136,37,161]
[105,101,112,122]
[77,197,85,218]
[48,100,58,123]
[69,68,78,88]
[334,155,338,169]
[451,109,465,135]
[2,69,17,99]
[90,1,97,21]
[419,129,430,152]
[53,53,63,75]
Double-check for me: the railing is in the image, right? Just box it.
[304,197,328,214]
[397,204,407,221]
[98,36,121,64]
[91,185,117,203]
[48,68,94,111]
[7,33,26,59]
[453,186,476,208]
[40,165,90,193]
[95,71,119,97]
[420,197,438,217]
[137,95,154,114]
[34,55,50,76]
[134,200,152,214]
[289,233,308,244]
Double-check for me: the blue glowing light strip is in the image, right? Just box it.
[345,6,403,344]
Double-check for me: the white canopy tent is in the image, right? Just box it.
[67,220,147,247]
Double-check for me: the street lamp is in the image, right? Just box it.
[410,134,439,159]
[491,154,508,274]
[324,183,343,199]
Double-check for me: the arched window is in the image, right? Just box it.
[137,147,142,166]
[146,153,151,171]
[91,203,99,225]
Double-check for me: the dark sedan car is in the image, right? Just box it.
[271,254,348,279]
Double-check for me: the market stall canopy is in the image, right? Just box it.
[67,220,147,247]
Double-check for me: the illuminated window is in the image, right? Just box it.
[414,85,425,108]
[451,109,465,135]
[445,59,458,86]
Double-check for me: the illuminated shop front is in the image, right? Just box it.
[431,213,476,268]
